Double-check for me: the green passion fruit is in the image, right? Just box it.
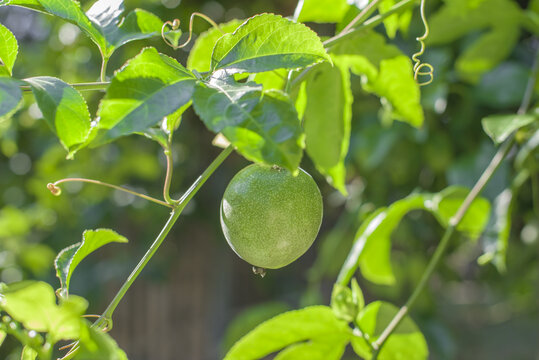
[220,164,323,269]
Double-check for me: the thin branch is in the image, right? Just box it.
[21,82,109,93]
[339,0,382,35]
[48,178,173,209]
[163,147,176,205]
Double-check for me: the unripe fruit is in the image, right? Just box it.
[220,164,323,269]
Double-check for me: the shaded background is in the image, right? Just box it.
[0,0,538,359]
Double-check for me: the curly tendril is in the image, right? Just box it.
[412,0,434,86]
[161,12,223,50]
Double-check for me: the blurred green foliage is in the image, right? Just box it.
[0,0,538,359]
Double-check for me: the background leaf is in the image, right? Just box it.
[0,281,88,343]
[481,114,537,144]
[0,0,45,13]
[95,47,196,145]
[0,76,23,119]
[303,59,352,194]
[193,77,304,172]
[0,22,18,75]
[55,229,128,298]
[24,76,91,158]
[224,306,351,360]
[211,13,329,74]
[351,301,428,360]
[187,20,242,72]
[294,0,350,23]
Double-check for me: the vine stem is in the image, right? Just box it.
[48,178,173,208]
[100,56,109,82]
[20,82,109,93]
[339,0,382,35]
[95,145,233,328]
[163,141,176,205]
[372,44,539,356]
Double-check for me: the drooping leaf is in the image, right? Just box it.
[0,281,88,343]
[337,187,490,285]
[0,23,18,75]
[211,14,330,74]
[294,0,350,23]
[187,20,243,72]
[24,76,91,158]
[224,306,351,360]
[192,77,304,172]
[331,31,423,127]
[55,229,128,299]
[482,114,537,144]
[94,47,196,145]
[0,76,23,119]
[303,59,351,194]
[351,301,428,360]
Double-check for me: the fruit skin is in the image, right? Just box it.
[220,164,323,269]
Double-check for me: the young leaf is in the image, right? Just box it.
[211,14,330,74]
[0,23,18,75]
[224,306,351,360]
[351,301,428,360]
[24,76,91,158]
[482,114,537,144]
[0,281,88,343]
[294,0,350,23]
[94,47,196,145]
[0,76,23,119]
[55,229,128,299]
[303,59,352,195]
[192,77,304,172]
[187,20,243,72]
[331,31,423,127]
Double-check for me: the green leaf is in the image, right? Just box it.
[379,0,412,38]
[222,302,291,352]
[192,77,304,172]
[432,186,492,240]
[0,329,6,347]
[0,0,45,13]
[339,187,490,285]
[76,322,128,360]
[36,0,105,51]
[224,306,351,360]
[482,114,537,144]
[303,59,351,194]
[94,47,196,145]
[351,301,428,360]
[0,23,18,75]
[211,14,330,74]
[86,0,166,58]
[187,20,243,72]
[0,281,88,343]
[55,229,128,299]
[24,76,91,158]
[294,0,350,23]
[0,76,23,119]
[273,336,349,360]
[331,31,423,127]
[21,346,38,360]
